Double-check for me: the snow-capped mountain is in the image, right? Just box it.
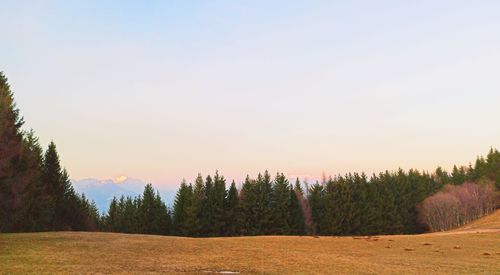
[71,177,176,213]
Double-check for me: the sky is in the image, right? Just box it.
[2,1,500,186]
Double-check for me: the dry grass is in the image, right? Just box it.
[1,211,499,274]
[454,209,500,231]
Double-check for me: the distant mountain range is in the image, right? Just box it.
[71,177,176,213]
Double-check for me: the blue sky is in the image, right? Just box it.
[2,1,500,186]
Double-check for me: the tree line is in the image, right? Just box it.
[100,149,500,236]
[1,71,499,235]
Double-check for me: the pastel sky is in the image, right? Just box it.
[2,1,500,186]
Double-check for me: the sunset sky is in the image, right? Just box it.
[2,1,500,186]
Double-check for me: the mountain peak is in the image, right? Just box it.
[114,175,128,184]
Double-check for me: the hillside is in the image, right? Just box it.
[1,212,499,274]
[454,209,500,231]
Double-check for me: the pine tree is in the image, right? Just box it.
[238,175,258,235]
[122,196,136,233]
[17,130,53,231]
[451,165,467,185]
[308,182,324,235]
[256,171,273,235]
[288,182,305,235]
[88,200,101,231]
[140,183,169,234]
[434,167,450,185]
[202,175,214,235]
[149,189,170,235]
[42,142,82,230]
[0,72,26,232]
[212,171,227,236]
[185,173,205,236]
[484,148,500,189]
[172,180,192,235]
[225,180,239,236]
[271,173,290,234]
[105,197,119,231]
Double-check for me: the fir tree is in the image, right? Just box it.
[271,173,290,234]
[0,72,26,232]
[225,180,239,236]
[288,182,305,235]
[185,173,205,236]
[212,171,227,236]
[172,180,192,235]
[42,142,82,230]
[307,182,324,235]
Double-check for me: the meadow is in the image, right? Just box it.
[1,210,499,274]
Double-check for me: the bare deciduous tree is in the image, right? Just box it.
[418,181,496,232]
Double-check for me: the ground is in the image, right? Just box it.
[1,211,499,274]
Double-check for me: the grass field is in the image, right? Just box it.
[1,211,499,274]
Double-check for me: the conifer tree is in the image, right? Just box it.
[307,182,324,235]
[172,180,192,235]
[212,171,227,235]
[484,149,500,189]
[201,175,215,235]
[271,173,290,234]
[288,182,305,235]
[141,185,159,234]
[225,180,239,236]
[238,175,255,235]
[42,142,82,230]
[256,171,273,234]
[0,72,26,232]
[18,130,53,231]
[148,189,170,235]
[451,165,467,185]
[105,197,119,231]
[185,173,205,236]
[88,200,101,231]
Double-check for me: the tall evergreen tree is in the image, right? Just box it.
[308,182,324,235]
[18,130,53,231]
[0,72,26,232]
[105,197,119,231]
[271,173,290,234]
[238,175,255,235]
[42,142,81,230]
[288,181,305,235]
[185,173,205,236]
[451,165,467,185]
[172,180,192,235]
[225,180,239,236]
[212,171,227,236]
[201,175,214,235]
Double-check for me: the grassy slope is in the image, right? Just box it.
[1,211,499,274]
[454,209,500,231]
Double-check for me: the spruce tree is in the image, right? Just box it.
[451,165,467,185]
[105,197,119,231]
[172,180,192,235]
[18,130,53,231]
[256,171,273,235]
[307,182,324,235]
[202,175,214,235]
[225,180,239,236]
[212,171,227,236]
[271,173,290,234]
[238,175,257,235]
[42,142,81,230]
[0,72,26,232]
[88,200,101,231]
[185,173,205,236]
[288,183,305,235]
